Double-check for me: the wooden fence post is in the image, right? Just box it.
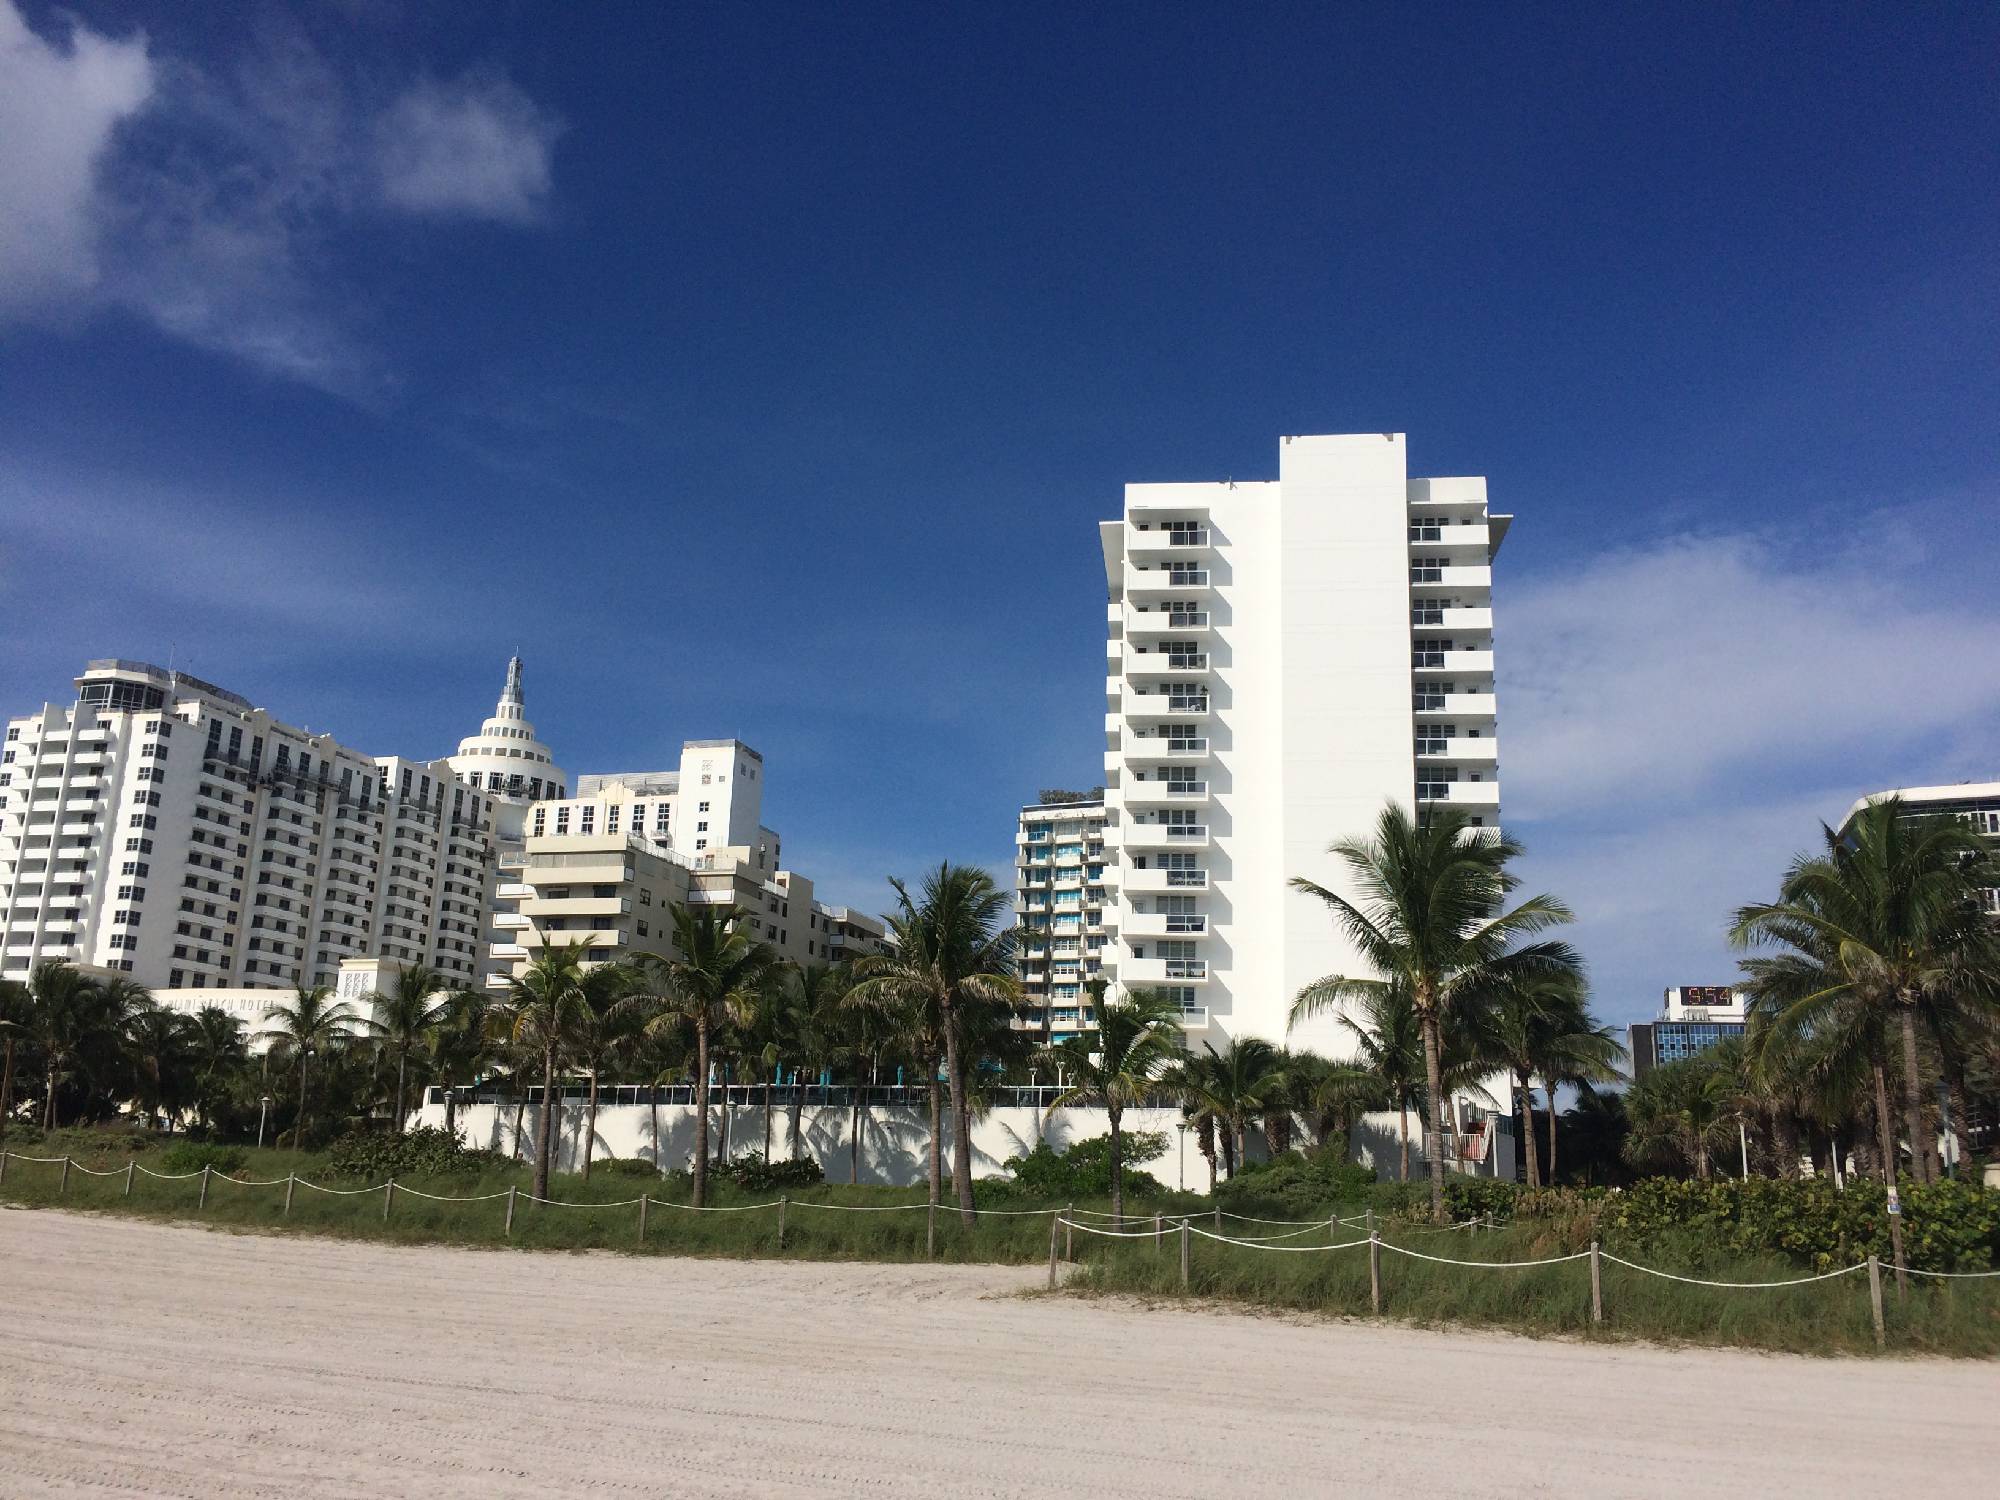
[778,1195,788,1250]
[1868,1255,1885,1348]
[1155,1213,1163,1248]
[60,1156,71,1195]
[505,1185,517,1238]
[638,1193,649,1244]
[1368,1212,1382,1316]
[1064,1205,1073,1262]
[1590,1240,1604,1325]
[0,1150,8,1186]
[125,1161,135,1199]
[284,1173,295,1216]
[1212,1205,1221,1233]
[199,1163,210,1210]
[1048,1215,1061,1289]
[1180,1220,1191,1289]
[383,1179,395,1222]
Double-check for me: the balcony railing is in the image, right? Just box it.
[1165,959,1207,979]
[1165,916,1207,933]
[1165,825,1208,839]
[1166,870,1207,887]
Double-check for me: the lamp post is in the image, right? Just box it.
[256,1095,272,1151]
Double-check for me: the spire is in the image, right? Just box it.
[502,655,524,708]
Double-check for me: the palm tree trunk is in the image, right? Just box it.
[718,1065,732,1165]
[789,1077,806,1163]
[394,1048,409,1135]
[1517,1073,1540,1189]
[925,1065,942,1207]
[582,1068,599,1182]
[692,1018,711,1209]
[511,1087,527,1161]
[850,1087,862,1185]
[1897,1002,1935,1185]
[0,1035,16,1143]
[1108,1104,1124,1221]
[443,1085,457,1143]
[1419,1005,1449,1224]
[296,1054,311,1147]
[764,1080,773,1162]
[45,1061,59,1130]
[1543,1075,1560,1185]
[650,1086,661,1173]
[1398,1105,1409,1181]
[533,1045,557,1200]
[942,1006,974,1223]
[1869,1046,1908,1290]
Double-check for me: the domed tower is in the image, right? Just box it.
[449,656,568,841]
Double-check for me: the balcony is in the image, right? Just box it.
[1127,607,1210,636]
[1127,526,1213,556]
[1125,650,1210,675]
[1411,649,1494,675]
[1124,912,1208,937]
[1122,824,1209,850]
[1409,564,1491,591]
[1413,692,1497,718]
[1124,735,1209,762]
[1414,737,1498,763]
[1123,867,1206,893]
[1123,957,1210,984]
[1127,567,1211,594]
[496,882,534,899]
[1125,691,1209,721]
[1416,781,1501,809]
[1409,606,1493,632]
[1406,522,1489,549]
[1125,781,1208,805]
[490,943,528,960]
[521,896,632,918]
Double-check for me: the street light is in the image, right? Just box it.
[256,1095,273,1151]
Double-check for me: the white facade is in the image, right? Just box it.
[0,660,500,994]
[1014,794,1112,1037]
[486,740,886,987]
[1098,433,1510,1053]
[446,656,569,842]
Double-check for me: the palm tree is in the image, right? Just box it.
[1336,984,1430,1182]
[1040,986,1186,1218]
[1536,1010,1626,1185]
[1291,802,1578,1223]
[494,944,593,1201]
[22,962,146,1129]
[362,964,455,1133]
[0,977,27,1143]
[629,905,781,1208]
[123,1002,195,1130]
[257,984,357,1148]
[1478,972,1608,1188]
[185,1006,249,1136]
[1734,800,2000,1191]
[1623,1052,1736,1179]
[770,961,850,1161]
[1178,1036,1284,1179]
[570,962,641,1181]
[425,988,493,1144]
[848,864,1020,1224]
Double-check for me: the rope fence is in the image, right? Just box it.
[5,1149,1994,1347]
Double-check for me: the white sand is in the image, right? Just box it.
[0,1211,1987,1498]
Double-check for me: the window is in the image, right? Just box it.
[579,807,595,834]
[555,807,570,835]
[607,804,621,834]
[532,807,547,836]
[698,801,709,813]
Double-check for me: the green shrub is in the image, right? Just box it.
[600,1158,662,1179]
[995,1132,1168,1200]
[1210,1148,1378,1218]
[324,1127,505,1180]
[720,1154,824,1191]
[160,1141,247,1175]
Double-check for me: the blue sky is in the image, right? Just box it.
[3,1,1997,1028]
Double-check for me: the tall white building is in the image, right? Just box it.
[1014,792,1112,1037]
[1838,782,2000,917]
[1099,433,1510,1052]
[447,656,570,841]
[0,660,500,993]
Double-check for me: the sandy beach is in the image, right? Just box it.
[0,1210,1987,1497]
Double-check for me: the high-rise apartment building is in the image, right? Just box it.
[485,740,887,988]
[0,660,500,993]
[1014,792,1112,1037]
[1097,432,1509,1051]
[1628,986,1747,1080]
[1838,782,2000,918]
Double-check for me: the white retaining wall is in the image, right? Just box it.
[413,1099,1514,1189]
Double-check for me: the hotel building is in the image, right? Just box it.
[1837,782,2000,917]
[0,659,501,993]
[1014,793,1112,1037]
[1097,432,1510,1052]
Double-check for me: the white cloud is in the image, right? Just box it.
[0,1,152,311]
[1502,519,2000,819]
[0,4,559,393]
[377,71,562,223]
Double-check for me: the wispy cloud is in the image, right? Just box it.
[377,69,562,223]
[1501,499,2000,1024]
[0,1,561,395]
